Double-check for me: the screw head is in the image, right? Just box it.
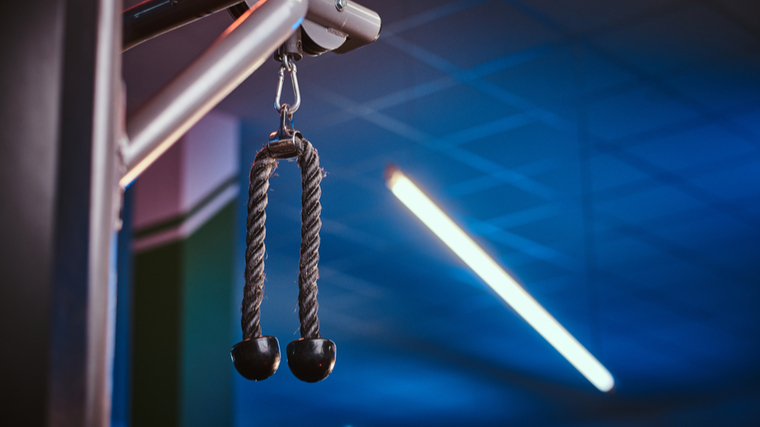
[230,336,280,381]
[286,338,336,383]
[335,0,347,12]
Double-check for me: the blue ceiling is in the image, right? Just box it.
[124,0,760,425]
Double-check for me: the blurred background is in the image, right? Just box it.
[116,0,760,426]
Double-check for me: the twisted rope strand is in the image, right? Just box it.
[296,136,322,339]
[242,156,277,339]
[240,135,323,341]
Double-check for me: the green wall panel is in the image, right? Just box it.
[181,203,235,427]
[132,202,236,427]
[133,242,183,427]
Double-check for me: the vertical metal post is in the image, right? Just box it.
[88,0,122,425]
[0,0,121,424]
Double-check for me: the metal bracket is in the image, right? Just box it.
[228,0,381,55]
[274,27,303,62]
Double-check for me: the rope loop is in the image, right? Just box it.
[241,134,323,340]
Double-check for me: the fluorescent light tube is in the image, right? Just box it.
[386,166,614,392]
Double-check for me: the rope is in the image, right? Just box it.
[241,135,323,340]
[242,156,276,339]
[296,136,322,339]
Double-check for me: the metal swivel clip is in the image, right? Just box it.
[274,55,300,118]
[267,55,301,160]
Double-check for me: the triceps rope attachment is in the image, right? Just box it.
[231,52,336,384]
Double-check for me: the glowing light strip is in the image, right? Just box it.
[386,167,614,392]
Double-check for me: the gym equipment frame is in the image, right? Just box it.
[69,0,379,425]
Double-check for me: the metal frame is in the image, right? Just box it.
[2,0,378,425]
[124,0,381,53]
[50,0,381,425]
[120,0,308,186]
[119,0,381,186]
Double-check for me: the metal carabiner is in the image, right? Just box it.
[274,55,301,116]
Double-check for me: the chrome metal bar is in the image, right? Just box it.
[121,0,308,186]
[88,0,122,425]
